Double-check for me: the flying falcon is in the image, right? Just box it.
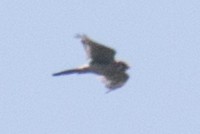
[53,34,129,92]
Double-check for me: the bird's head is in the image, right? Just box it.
[115,61,129,71]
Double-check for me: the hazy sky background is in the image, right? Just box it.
[1,0,200,134]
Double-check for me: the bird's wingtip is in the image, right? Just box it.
[74,33,88,39]
[52,72,64,76]
[52,73,58,76]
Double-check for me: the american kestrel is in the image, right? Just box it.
[53,34,129,93]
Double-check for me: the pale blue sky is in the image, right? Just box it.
[1,0,200,134]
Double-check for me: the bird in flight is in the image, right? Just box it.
[53,34,129,93]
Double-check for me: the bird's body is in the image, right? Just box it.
[53,34,129,92]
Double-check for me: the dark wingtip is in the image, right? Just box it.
[52,73,61,76]
[52,74,57,76]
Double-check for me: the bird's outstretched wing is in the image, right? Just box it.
[76,34,116,64]
[53,69,82,76]
[53,66,91,76]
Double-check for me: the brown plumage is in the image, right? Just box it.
[53,34,129,92]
